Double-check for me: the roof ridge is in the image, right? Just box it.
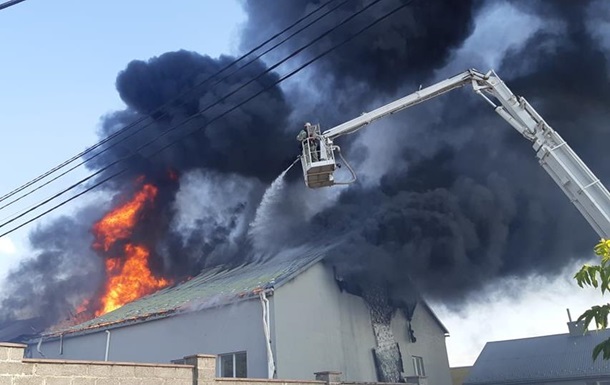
[485,328,610,345]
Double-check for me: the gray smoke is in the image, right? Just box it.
[159,169,265,275]
[0,208,104,324]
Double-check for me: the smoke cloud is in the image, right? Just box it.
[241,0,610,303]
[95,50,295,183]
[0,208,104,323]
[2,0,610,336]
[241,0,479,103]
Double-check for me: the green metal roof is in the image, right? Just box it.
[47,247,325,337]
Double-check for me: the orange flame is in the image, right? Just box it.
[92,184,158,252]
[95,244,170,316]
[167,168,178,181]
[75,299,90,314]
[92,182,172,317]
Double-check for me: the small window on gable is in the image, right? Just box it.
[219,351,247,378]
[412,355,425,377]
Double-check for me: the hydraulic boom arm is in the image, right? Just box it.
[299,69,610,239]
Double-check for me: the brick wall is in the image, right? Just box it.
[1,342,194,385]
[1,342,407,385]
[1,343,326,385]
[215,378,324,385]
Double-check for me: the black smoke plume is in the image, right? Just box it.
[241,0,479,106]
[2,0,609,337]
[297,0,610,303]
[96,50,295,183]
[0,50,295,330]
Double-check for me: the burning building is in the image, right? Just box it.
[27,247,451,384]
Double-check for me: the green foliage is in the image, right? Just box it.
[578,305,610,330]
[574,239,610,360]
[593,338,610,361]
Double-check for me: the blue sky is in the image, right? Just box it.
[0,0,245,260]
[0,0,602,368]
[0,0,245,189]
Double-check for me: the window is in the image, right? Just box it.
[412,356,425,377]
[219,352,247,378]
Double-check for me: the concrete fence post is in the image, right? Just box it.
[314,371,342,385]
[183,354,217,385]
[0,342,26,362]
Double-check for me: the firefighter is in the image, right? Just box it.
[297,123,318,162]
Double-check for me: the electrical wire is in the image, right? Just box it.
[0,0,350,214]
[0,0,416,238]
[0,0,25,11]
[0,0,339,206]
[0,0,383,224]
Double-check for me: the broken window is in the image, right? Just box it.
[412,355,425,377]
[219,351,247,378]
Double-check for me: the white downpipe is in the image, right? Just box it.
[104,330,111,361]
[260,292,275,378]
[36,337,45,358]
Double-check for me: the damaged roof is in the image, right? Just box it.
[0,317,46,343]
[464,329,610,384]
[45,247,325,338]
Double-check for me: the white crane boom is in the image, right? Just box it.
[321,69,484,139]
[298,68,610,239]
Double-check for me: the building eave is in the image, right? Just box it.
[31,291,274,343]
[419,301,450,335]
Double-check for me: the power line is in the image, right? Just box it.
[0,0,388,232]
[0,0,350,214]
[0,0,26,11]
[0,0,340,207]
[0,0,352,214]
[0,0,357,215]
[0,0,416,239]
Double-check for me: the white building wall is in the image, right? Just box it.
[273,262,451,384]
[392,304,452,385]
[273,262,377,381]
[28,299,270,378]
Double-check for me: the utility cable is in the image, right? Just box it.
[0,0,339,206]
[0,0,26,11]
[0,0,393,233]
[0,0,376,218]
[0,0,416,238]
[0,0,349,214]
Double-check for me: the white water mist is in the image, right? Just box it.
[248,158,300,251]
